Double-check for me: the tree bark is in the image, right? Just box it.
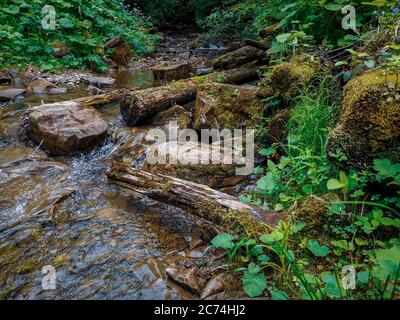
[108,162,284,234]
[27,89,128,113]
[120,68,260,126]
[243,39,268,50]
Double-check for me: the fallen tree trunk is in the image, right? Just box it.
[27,89,129,113]
[68,88,129,108]
[120,68,260,126]
[108,162,284,235]
[243,39,268,51]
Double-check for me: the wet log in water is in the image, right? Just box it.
[120,68,260,126]
[69,88,129,108]
[29,88,129,112]
[108,162,284,234]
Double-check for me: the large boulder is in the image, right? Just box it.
[27,78,58,94]
[327,69,400,169]
[22,64,67,94]
[194,83,262,130]
[152,62,193,82]
[212,46,265,70]
[28,102,108,154]
[270,55,321,102]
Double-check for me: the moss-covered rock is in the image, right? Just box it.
[270,55,321,102]
[194,83,263,130]
[327,69,400,169]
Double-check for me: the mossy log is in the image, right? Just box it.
[212,46,265,70]
[243,39,268,50]
[108,162,284,235]
[120,68,260,126]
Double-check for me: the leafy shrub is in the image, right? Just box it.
[0,0,157,72]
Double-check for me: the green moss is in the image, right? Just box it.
[271,55,321,102]
[196,200,271,237]
[328,68,400,168]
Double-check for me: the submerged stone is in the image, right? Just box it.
[0,88,26,101]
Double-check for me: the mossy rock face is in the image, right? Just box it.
[270,55,321,102]
[194,83,263,130]
[327,69,400,169]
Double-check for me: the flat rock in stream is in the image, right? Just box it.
[80,74,115,87]
[28,103,108,155]
[0,145,47,167]
[0,161,74,222]
[200,273,227,299]
[166,267,202,294]
[0,88,26,101]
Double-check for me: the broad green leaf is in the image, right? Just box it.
[271,291,289,300]
[321,273,341,298]
[324,4,343,11]
[242,266,267,297]
[257,172,276,191]
[308,240,330,257]
[357,271,369,284]
[290,221,307,234]
[371,245,400,281]
[327,179,346,190]
[259,147,276,156]
[260,231,284,244]
[211,233,235,250]
[58,18,75,29]
[328,202,345,214]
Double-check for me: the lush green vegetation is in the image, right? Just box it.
[1,0,398,300]
[0,0,157,72]
[204,0,400,300]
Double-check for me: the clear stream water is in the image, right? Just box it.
[0,70,202,300]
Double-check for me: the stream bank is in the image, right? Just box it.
[0,33,251,300]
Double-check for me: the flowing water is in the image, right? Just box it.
[0,70,203,300]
